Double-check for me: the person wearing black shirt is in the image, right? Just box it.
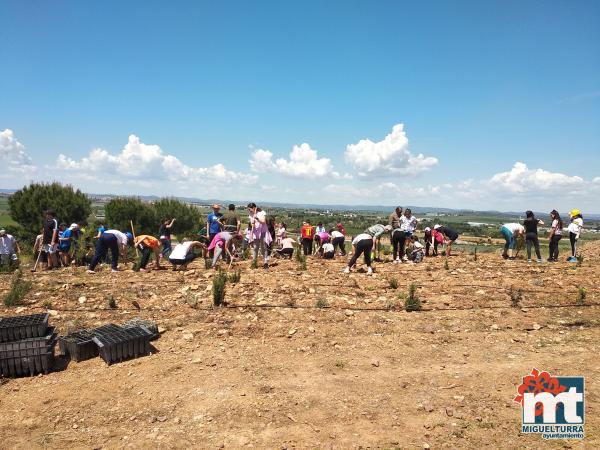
[433,225,459,256]
[523,211,544,262]
[159,218,176,258]
[42,210,59,269]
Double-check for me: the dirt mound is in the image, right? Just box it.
[581,238,600,261]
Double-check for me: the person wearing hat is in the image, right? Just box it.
[206,204,223,257]
[88,229,131,273]
[567,209,584,262]
[0,229,20,269]
[134,234,163,271]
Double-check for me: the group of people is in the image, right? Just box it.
[499,209,584,263]
[2,204,587,275]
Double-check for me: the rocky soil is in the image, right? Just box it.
[1,242,599,449]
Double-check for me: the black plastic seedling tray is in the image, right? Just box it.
[92,324,153,365]
[0,313,49,343]
[0,351,55,377]
[58,329,98,362]
[122,318,159,340]
[0,328,56,359]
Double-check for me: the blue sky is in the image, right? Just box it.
[1,0,599,211]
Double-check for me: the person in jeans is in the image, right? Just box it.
[247,203,272,269]
[169,240,204,271]
[42,210,59,269]
[567,209,584,262]
[159,218,176,258]
[343,233,374,275]
[548,210,563,262]
[389,206,403,262]
[523,211,544,263]
[206,204,223,257]
[88,230,131,273]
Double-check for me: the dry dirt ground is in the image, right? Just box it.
[1,242,599,449]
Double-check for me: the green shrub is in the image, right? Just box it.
[104,197,156,235]
[509,286,523,308]
[3,269,32,306]
[315,297,328,308]
[577,287,586,305]
[404,283,421,312]
[389,277,399,289]
[107,294,117,309]
[153,198,201,237]
[228,269,241,283]
[212,270,227,306]
[298,254,307,271]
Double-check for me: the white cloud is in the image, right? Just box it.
[249,143,345,179]
[344,123,438,177]
[56,134,256,186]
[486,162,584,193]
[0,129,36,175]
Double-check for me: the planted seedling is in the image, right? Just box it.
[315,297,328,308]
[228,269,241,283]
[3,269,32,307]
[404,283,421,312]
[509,286,523,308]
[389,278,399,289]
[577,287,586,305]
[107,294,117,309]
[212,270,227,306]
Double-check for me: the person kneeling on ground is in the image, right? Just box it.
[500,222,525,260]
[88,230,132,273]
[344,233,374,275]
[169,240,204,271]
[433,225,459,256]
[275,236,296,259]
[321,241,335,259]
[409,235,425,263]
[134,234,163,271]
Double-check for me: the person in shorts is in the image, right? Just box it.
[42,210,59,269]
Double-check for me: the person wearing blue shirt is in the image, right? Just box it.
[58,223,73,266]
[206,204,223,257]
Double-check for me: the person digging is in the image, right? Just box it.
[134,234,163,271]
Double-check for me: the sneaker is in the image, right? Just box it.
[537,259,543,263]
[263,263,269,269]
[86,269,95,274]
[367,267,373,275]
[393,258,400,264]
[527,259,532,263]
[139,268,147,272]
[111,269,118,273]
[402,256,408,262]
[343,267,350,274]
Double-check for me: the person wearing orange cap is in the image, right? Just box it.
[567,209,584,262]
[134,234,162,271]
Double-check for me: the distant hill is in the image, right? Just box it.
[2,188,599,219]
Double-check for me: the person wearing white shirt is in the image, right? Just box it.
[88,229,131,273]
[330,229,346,256]
[500,222,525,259]
[169,240,204,271]
[343,233,374,275]
[321,242,335,259]
[567,209,584,261]
[0,230,20,269]
[398,209,418,262]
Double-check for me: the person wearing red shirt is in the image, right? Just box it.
[300,220,315,256]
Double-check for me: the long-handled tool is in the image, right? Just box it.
[30,249,42,272]
[130,220,139,257]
